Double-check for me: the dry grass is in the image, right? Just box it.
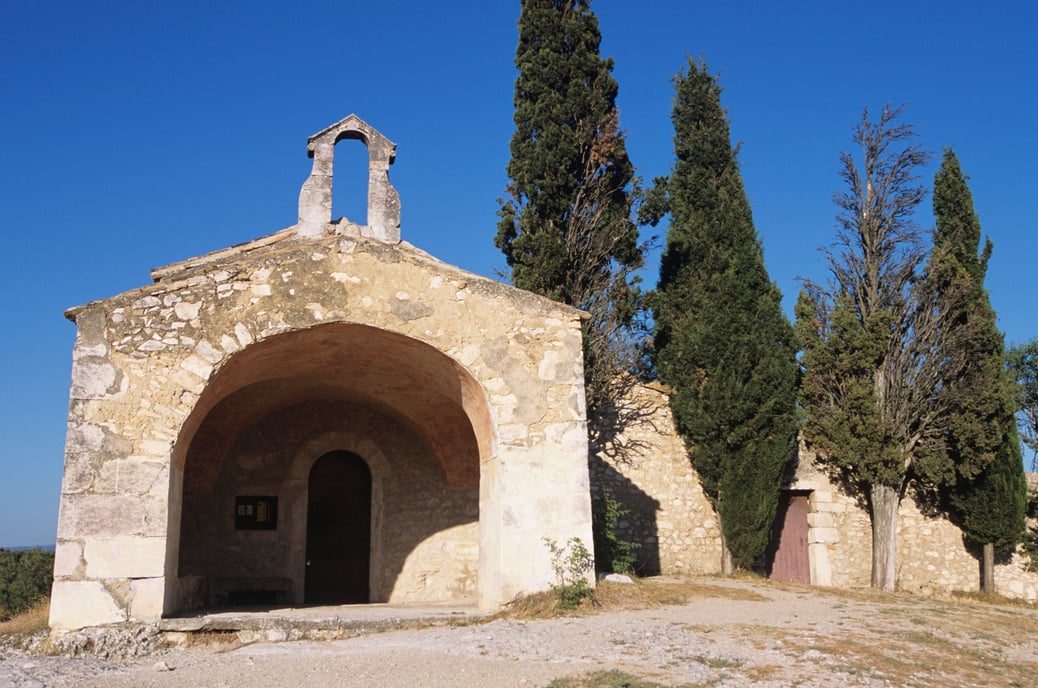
[702,595,1038,688]
[495,577,769,620]
[0,598,50,639]
[950,588,1038,609]
[544,670,672,688]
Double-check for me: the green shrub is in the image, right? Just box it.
[0,549,54,619]
[592,487,640,574]
[544,537,595,610]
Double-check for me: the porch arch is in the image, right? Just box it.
[167,323,494,612]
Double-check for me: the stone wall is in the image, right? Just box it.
[787,452,1038,600]
[590,382,722,576]
[593,383,1038,601]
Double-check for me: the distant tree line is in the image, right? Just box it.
[0,548,53,619]
[499,0,1030,591]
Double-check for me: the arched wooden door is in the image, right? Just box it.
[305,451,372,603]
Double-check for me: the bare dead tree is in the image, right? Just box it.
[798,103,977,591]
[564,111,657,459]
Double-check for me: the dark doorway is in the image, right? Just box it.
[767,491,811,584]
[305,451,372,603]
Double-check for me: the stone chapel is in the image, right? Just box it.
[50,115,594,630]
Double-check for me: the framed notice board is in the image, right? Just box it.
[235,496,278,530]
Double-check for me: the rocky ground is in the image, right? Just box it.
[3,578,1037,687]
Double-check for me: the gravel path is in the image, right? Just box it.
[4,578,1037,687]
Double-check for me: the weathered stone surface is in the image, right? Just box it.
[84,537,167,579]
[95,458,167,496]
[49,581,126,630]
[297,114,401,242]
[590,382,722,577]
[129,578,166,621]
[53,540,84,578]
[57,494,159,539]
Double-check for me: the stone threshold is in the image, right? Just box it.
[157,602,484,642]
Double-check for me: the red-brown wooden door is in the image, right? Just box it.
[768,492,810,584]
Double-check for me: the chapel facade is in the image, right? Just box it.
[50,115,594,630]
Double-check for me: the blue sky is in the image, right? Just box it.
[1,1,1035,547]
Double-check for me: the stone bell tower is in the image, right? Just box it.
[296,114,401,243]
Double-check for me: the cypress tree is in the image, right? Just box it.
[652,58,798,571]
[950,430,1027,589]
[496,0,644,418]
[930,149,1027,590]
[496,0,640,301]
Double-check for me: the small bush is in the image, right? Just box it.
[0,549,54,619]
[592,487,640,574]
[544,537,595,610]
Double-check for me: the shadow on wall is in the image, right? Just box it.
[589,455,661,576]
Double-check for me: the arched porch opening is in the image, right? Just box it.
[166,323,493,613]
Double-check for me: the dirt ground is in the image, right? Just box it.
[3,577,1037,687]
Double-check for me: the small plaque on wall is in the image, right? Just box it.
[235,496,278,530]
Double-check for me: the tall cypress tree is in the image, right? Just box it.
[651,58,798,571]
[496,0,640,301]
[496,0,644,419]
[930,149,1027,591]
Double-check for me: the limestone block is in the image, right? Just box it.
[179,354,214,381]
[53,541,84,578]
[498,423,529,443]
[96,458,167,495]
[538,350,560,381]
[132,295,162,310]
[809,527,840,544]
[129,578,166,621]
[59,452,99,494]
[807,512,835,528]
[58,495,138,538]
[809,543,833,586]
[809,491,833,507]
[66,423,105,453]
[219,334,240,353]
[70,359,117,399]
[174,301,201,320]
[234,322,254,346]
[194,339,224,364]
[49,581,126,630]
[139,439,172,458]
[84,537,167,579]
[170,367,206,395]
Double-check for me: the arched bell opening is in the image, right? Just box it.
[165,323,493,613]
